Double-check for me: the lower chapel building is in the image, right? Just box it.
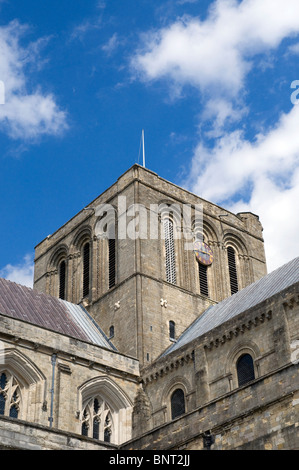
[0,165,298,450]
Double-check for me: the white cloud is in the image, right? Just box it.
[131,0,299,272]
[131,0,299,121]
[0,254,34,288]
[185,104,299,272]
[0,20,68,140]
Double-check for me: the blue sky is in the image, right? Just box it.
[0,0,298,287]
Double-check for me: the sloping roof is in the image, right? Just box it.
[163,256,299,356]
[0,277,116,350]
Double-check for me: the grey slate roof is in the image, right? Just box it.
[0,277,116,350]
[163,256,299,356]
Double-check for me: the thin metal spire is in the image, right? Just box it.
[142,129,145,167]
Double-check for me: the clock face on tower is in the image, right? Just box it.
[194,241,213,266]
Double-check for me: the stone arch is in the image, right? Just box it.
[223,231,251,292]
[225,340,260,390]
[94,204,118,292]
[161,375,191,422]
[223,231,248,255]
[71,226,93,302]
[48,244,69,269]
[0,348,46,421]
[77,376,133,444]
[72,225,92,250]
[94,203,117,240]
[47,245,69,298]
[191,218,218,299]
[158,201,183,286]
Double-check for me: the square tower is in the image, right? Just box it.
[34,165,267,365]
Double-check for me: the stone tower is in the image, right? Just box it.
[34,165,267,365]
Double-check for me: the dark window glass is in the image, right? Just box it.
[0,373,6,389]
[93,418,99,439]
[104,415,111,443]
[83,243,90,297]
[169,321,175,340]
[59,260,66,300]
[237,354,255,386]
[171,388,185,420]
[82,422,88,437]
[227,247,238,294]
[108,238,116,288]
[9,404,18,419]
[104,428,111,443]
[198,263,209,297]
[81,409,89,437]
[0,393,5,416]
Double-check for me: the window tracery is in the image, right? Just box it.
[0,372,21,419]
[81,396,113,443]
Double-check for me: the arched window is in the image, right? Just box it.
[164,218,176,284]
[237,354,255,387]
[59,259,66,300]
[227,246,238,294]
[171,388,185,420]
[198,263,209,297]
[0,372,20,419]
[108,238,116,289]
[82,242,90,298]
[81,396,113,442]
[109,325,114,339]
[169,321,175,341]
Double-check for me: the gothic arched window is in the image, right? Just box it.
[164,218,176,285]
[82,242,90,298]
[237,354,255,387]
[0,372,20,419]
[81,397,113,442]
[59,259,66,300]
[227,246,238,294]
[171,388,185,420]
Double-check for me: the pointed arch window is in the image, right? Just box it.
[171,388,185,420]
[164,218,176,284]
[237,354,255,387]
[0,372,21,419]
[59,259,66,300]
[81,396,113,442]
[83,242,90,298]
[227,246,238,294]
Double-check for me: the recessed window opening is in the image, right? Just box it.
[83,242,90,298]
[108,237,116,289]
[169,320,176,341]
[164,218,176,284]
[59,260,66,300]
[109,326,114,339]
[237,354,255,387]
[227,246,238,294]
[171,388,185,420]
[198,263,208,297]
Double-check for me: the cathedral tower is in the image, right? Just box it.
[34,165,267,365]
